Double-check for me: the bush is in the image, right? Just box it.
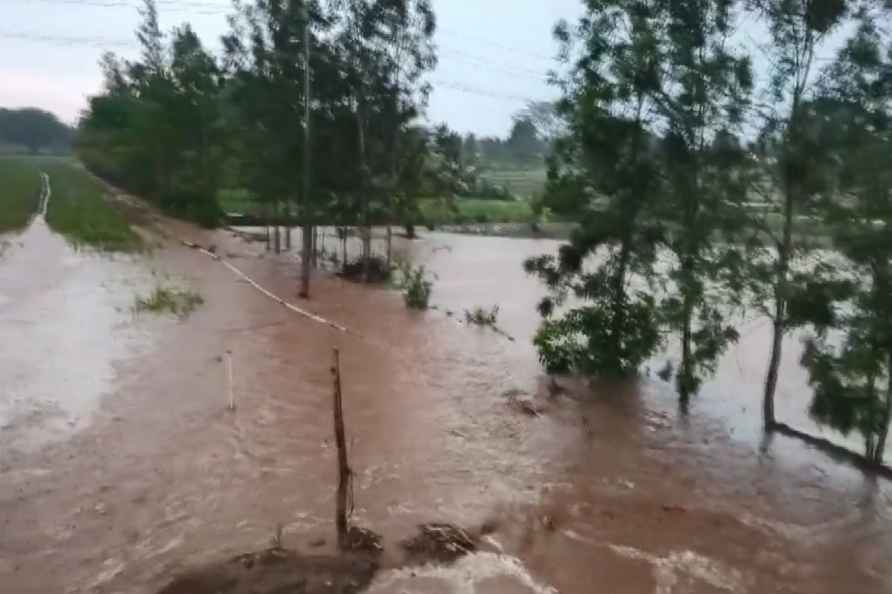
[341,255,392,283]
[533,297,662,376]
[465,305,499,327]
[474,179,514,201]
[400,264,433,310]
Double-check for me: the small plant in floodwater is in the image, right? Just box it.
[465,305,500,328]
[399,263,433,310]
[133,286,204,318]
[270,523,284,550]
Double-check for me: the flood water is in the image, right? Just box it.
[1,214,890,594]
[0,213,153,455]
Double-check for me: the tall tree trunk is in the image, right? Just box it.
[265,203,271,252]
[679,296,694,407]
[866,435,877,463]
[299,1,312,299]
[609,239,631,372]
[274,200,281,254]
[285,199,292,251]
[763,183,794,430]
[356,105,371,282]
[875,353,892,465]
[300,224,312,298]
[386,226,393,270]
[677,244,697,405]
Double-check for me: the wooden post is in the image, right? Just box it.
[226,350,235,411]
[331,348,350,548]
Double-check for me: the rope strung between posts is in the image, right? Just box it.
[180,240,349,334]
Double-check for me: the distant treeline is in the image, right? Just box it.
[0,108,74,155]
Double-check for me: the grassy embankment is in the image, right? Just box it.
[219,166,548,227]
[218,189,538,226]
[419,165,546,225]
[0,157,43,232]
[479,165,547,199]
[42,159,142,251]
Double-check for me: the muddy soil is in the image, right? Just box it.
[158,548,378,594]
[1,192,891,594]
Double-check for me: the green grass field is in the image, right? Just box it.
[479,166,547,199]
[218,188,256,214]
[0,157,43,232]
[42,160,142,251]
[419,198,534,225]
[218,188,537,226]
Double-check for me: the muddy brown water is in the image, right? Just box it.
[0,210,890,594]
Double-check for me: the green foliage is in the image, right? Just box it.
[506,117,544,164]
[0,157,42,232]
[0,108,73,155]
[745,0,854,425]
[77,1,224,228]
[43,161,142,251]
[798,14,892,463]
[133,285,204,317]
[651,0,754,399]
[526,0,677,379]
[398,264,433,310]
[532,294,662,376]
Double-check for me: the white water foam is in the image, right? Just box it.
[365,552,558,594]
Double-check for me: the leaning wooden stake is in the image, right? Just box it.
[331,348,350,549]
[226,350,235,411]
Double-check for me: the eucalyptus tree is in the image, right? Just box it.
[328,0,384,280]
[374,0,436,265]
[800,13,892,463]
[79,0,224,225]
[222,0,318,255]
[655,0,754,402]
[524,0,669,377]
[746,0,850,429]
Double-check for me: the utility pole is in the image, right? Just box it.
[299,0,313,298]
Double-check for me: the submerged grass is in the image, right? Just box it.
[0,157,43,232]
[133,286,204,318]
[42,160,141,251]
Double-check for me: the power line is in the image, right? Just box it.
[434,79,545,104]
[438,26,555,63]
[0,30,133,48]
[0,30,546,106]
[0,29,552,85]
[26,0,230,10]
[15,0,562,68]
[438,46,548,79]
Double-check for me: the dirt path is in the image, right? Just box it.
[38,172,51,217]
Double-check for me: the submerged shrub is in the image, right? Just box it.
[465,305,500,327]
[400,264,433,310]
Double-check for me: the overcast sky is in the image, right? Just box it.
[0,0,584,136]
[1,0,850,137]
